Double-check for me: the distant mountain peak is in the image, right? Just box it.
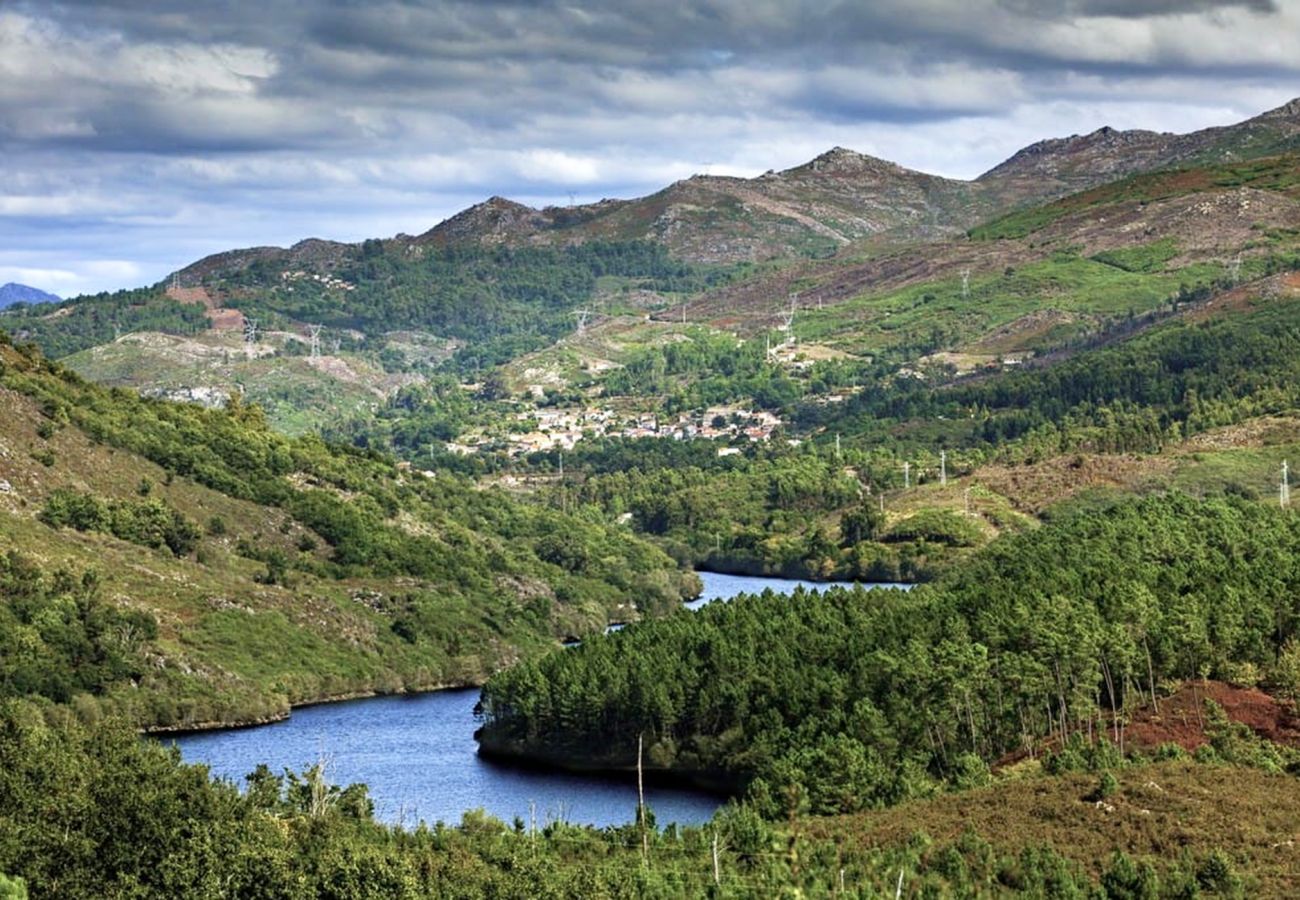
[0,282,61,308]
[795,146,911,177]
[420,196,545,244]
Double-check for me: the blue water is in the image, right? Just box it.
[684,570,893,610]
[164,572,907,828]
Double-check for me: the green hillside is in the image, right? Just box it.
[0,334,696,731]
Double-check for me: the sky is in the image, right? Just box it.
[2,1,1298,297]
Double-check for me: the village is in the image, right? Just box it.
[446,403,787,457]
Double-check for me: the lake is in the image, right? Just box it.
[164,571,905,828]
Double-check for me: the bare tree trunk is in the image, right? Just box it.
[1101,656,1119,745]
[1144,639,1159,714]
[638,732,648,866]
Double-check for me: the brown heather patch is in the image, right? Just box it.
[1124,680,1300,753]
[976,454,1175,514]
[810,761,1300,893]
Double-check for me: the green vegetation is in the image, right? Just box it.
[0,552,158,705]
[0,286,209,358]
[970,152,1300,241]
[41,489,201,557]
[7,131,1300,899]
[564,448,992,581]
[798,290,1300,459]
[0,697,1287,897]
[226,240,738,372]
[601,328,812,411]
[1090,238,1180,274]
[479,494,1300,813]
[794,250,1224,359]
[322,376,475,460]
[0,334,695,728]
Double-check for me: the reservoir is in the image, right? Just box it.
[166,572,902,828]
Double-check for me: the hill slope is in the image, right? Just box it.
[0,336,696,730]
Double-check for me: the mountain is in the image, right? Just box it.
[412,96,1300,264]
[5,97,1299,453]
[418,148,988,263]
[0,282,60,307]
[979,97,1300,192]
[150,97,1300,284]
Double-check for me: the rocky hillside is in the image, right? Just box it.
[414,97,1300,264]
[980,97,1300,194]
[673,149,1300,356]
[160,97,1300,279]
[419,148,987,263]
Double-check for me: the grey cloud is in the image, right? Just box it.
[2,0,1298,294]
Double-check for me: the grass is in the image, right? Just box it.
[971,151,1300,241]
[792,252,1223,358]
[63,332,386,436]
[0,379,597,730]
[809,761,1300,896]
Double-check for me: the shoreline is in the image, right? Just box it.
[146,572,908,738]
[691,559,920,585]
[144,680,479,738]
[475,738,740,797]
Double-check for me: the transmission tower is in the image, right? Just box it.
[571,309,593,334]
[903,461,910,489]
[780,295,797,345]
[940,450,948,487]
[1229,254,1242,285]
[307,324,323,360]
[1283,460,1292,509]
[961,269,971,299]
[243,318,259,358]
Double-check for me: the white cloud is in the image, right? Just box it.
[1,1,1298,294]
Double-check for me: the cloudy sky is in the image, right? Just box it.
[2,0,1298,296]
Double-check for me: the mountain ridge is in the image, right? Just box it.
[0,282,60,307]
[160,96,1300,277]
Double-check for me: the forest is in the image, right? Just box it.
[0,286,209,358]
[559,449,981,581]
[478,493,1300,815]
[0,693,1281,898]
[222,239,742,373]
[794,290,1300,460]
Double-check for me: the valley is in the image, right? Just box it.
[4,93,1300,897]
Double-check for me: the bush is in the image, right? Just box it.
[41,490,199,557]
[883,509,983,547]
